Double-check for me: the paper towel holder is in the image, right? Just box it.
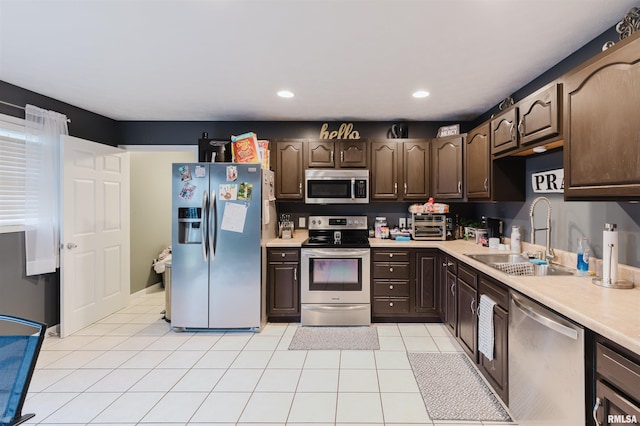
[592,223,634,289]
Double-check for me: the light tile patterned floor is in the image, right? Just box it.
[23,288,515,425]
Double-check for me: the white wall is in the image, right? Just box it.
[128,148,196,293]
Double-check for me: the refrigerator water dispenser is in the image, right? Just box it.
[178,207,202,244]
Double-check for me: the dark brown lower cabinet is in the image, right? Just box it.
[372,248,438,321]
[595,380,640,425]
[444,269,457,335]
[267,248,300,321]
[478,276,510,405]
[594,340,640,425]
[479,304,508,404]
[456,279,477,360]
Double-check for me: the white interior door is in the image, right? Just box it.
[59,135,130,337]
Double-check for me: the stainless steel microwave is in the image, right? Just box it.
[304,169,369,204]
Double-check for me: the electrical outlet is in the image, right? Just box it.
[298,216,306,228]
[399,218,406,229]
[407,217,413,229]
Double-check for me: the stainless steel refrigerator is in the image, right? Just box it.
[171,163,276,330]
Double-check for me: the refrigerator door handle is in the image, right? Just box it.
[201,190,209,262]
[209,190,216,260]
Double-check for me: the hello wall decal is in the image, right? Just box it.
[319,122,361,139]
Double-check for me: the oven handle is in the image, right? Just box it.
[302,304,369,311]
[301,248,370,257]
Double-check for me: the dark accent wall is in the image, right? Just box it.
[118,120,455,145]
[466,26,622,130]
[0,80,119,146]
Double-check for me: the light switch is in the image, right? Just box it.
[399,218,406,229]
[298,216,306,228]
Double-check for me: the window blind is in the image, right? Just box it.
[0,114,30,228]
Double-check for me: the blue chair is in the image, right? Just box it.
[0,315,46,426]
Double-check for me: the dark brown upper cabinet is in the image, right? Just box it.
[273,139,304,200]
[370,139,430,201]
[490,107,519,156]
[432,135,464,200]
[562,32,640,200]
[465,123,490,200]
[306,140,368,168]
[517,82,562,147]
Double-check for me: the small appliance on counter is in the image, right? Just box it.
[481,216,504,246]
[412,213,447,240]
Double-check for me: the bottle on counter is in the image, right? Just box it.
[374,217,387,239]
[510,225,521,254]
[576,237,590,273]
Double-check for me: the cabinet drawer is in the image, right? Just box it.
[268,249,299,262]
[373,262,410,279]
[373,281,410,297]
[373,251,410,262]
[597,343,640,402]
[443,256,458,275]
[457,264,477,289]
[373,298,410,314]
[479,277,509,311]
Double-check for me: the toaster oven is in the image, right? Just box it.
[412,213,447,240]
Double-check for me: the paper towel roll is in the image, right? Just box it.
[602,225,618,284]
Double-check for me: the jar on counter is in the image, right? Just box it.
[374,217,387,239]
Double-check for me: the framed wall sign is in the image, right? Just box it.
[532,168,564,193]
[436,124,460,137]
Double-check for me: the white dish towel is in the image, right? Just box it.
[478,294,497,361]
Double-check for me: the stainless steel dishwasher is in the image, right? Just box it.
[509,291,585,425]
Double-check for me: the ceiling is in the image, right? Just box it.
[0,0,638,122]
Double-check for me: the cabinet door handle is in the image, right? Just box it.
[394,182,397,196]
[509,122,517,141]
[299,182,302,195]
[389,284,394,290]
[447,261,453,267]
[483,178,488,190]
[458,181,462,194]
[389,267,394,272]
[592,397,601,426]
[281,252,286,258]
[331,151,334,164]
[404,182,407,195]
[341,151,344,163]
[294,267,298,282]
[389,302,394,307]
[518,116,525,137]
[442,262,448,267]
[450,282,456,296]
[470,298,476,315]
[389,253,394,258]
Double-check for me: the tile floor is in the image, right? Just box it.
[23,288,515,425]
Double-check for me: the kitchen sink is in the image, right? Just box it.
[465,253,575,277]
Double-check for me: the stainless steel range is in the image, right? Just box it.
[301,216,371,326]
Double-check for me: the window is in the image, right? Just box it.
[0,113,28,232]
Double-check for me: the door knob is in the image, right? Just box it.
[66,243,77,249]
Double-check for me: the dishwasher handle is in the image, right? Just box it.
[512,294,579,340]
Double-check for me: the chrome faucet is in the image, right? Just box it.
[529,196,555,262]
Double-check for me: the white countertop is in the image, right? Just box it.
[266,234,640,355]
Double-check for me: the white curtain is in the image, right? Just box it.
[24,105,68,276]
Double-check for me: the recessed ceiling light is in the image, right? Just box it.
[533,146,548,153]
[277,90,294,98]
[412,90,430,98]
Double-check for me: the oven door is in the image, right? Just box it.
[301,248,370,304]
[300,248,371,326]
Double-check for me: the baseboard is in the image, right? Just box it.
[130,282,163,298]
